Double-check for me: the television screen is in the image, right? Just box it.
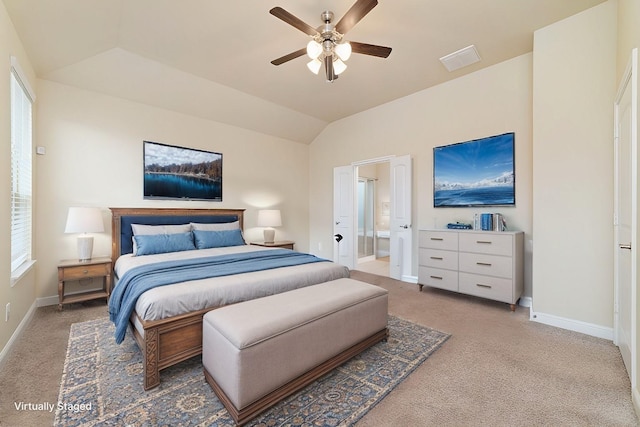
[433,132,515,207]
[143,141,222,201]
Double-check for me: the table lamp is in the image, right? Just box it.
[64,207,105,261]
[257,209,281,243]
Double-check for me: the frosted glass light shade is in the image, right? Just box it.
[307,58,322,74]
[307,40,322,59]
[334,42,352,61]
[333,59,347,75]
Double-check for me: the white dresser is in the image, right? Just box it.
[418,229,524,310]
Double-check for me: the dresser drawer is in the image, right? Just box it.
[459,252,512,278]
[60,263,110,280]
[459,232,512,256]
[419,267,458,292]
[459,272,513,304]
[419,230,458,251]
[419,248,458,270]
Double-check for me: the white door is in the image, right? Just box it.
[333,166,355,269]
[389,155,412,280]
[614,48,637,384]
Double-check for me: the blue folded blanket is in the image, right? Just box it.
[109,249,327,344]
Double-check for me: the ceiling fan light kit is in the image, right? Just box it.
[270,0,392,83]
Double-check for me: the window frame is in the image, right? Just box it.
[10,56,36,286]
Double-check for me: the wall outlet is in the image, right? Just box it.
[318,242,323,252]
[5,303,10,322]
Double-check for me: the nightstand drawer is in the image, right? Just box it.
[419,248,458,270]
[459,232,512,256]
[418,266,458,292]
[459,253,512,278]
[459,272,513,304]
[419,231,458,251]
[60,263,110,280]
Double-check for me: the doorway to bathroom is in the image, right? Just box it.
[356,162,390,277]
[333,154,412,281]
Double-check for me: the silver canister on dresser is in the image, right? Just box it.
[492,213,506,231]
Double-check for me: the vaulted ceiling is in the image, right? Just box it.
[3,0,606,143]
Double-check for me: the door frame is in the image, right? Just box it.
[334,155,414,281]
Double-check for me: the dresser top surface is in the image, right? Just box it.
[420,228,523,235]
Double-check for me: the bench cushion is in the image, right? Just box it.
[202,278,388,412]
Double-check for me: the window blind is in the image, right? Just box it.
[10,59,34,274]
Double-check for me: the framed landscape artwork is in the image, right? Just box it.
[143,141,222,201]
[433,132,515,207]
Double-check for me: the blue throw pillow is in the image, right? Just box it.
[133,232,196,256]
[193,229,246,249]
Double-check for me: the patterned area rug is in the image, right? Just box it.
[55,316,450,426]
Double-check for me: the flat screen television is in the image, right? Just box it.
[143,141,222,201]
[433,132,515,207]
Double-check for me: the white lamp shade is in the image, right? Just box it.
[257,209,282,227]
[65,207,105,234]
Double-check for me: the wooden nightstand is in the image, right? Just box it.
[250,241,295,250]
[58,257,112,311]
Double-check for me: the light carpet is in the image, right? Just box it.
[54,315,450,426]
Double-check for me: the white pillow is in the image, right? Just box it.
[190,221,240,231]
[131,223,191,235]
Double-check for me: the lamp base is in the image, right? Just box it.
[263,229,275,244]
[77,235,94,261]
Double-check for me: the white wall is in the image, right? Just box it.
[532,1,617,331]
[0,1,38,357]
[309,53,534,295]
[34,80,310,301]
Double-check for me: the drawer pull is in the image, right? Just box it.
[83,270,89,274]
[430,237,444,241]
[430,275,443,280]
[476,283,492,289]
[430,256,443,260]
[476,240,492,244]
[476,262,492,267]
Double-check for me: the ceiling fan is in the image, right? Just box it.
[269,0,392,82]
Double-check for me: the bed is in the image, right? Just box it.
[109,207,350,390]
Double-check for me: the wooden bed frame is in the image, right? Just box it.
[110,207,246,390]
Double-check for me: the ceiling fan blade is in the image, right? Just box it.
[271,48,307,66]
[269,7,318,36]
[335,0,378,35]
[350,41,392,58]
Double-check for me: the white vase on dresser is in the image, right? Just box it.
[418,229,524,310]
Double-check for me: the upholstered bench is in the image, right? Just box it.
[202,278,389,425]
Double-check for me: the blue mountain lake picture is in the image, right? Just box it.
[143,141,222,201]
[433,133,515,207]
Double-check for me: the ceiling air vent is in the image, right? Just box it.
[439,45,481,72]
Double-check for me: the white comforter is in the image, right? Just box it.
[114,245,350,322]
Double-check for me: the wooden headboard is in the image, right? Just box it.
[110,207,246,263]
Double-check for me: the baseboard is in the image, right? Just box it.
[530,310,613,340]
[36,295,59,307]
[633,386,640,420]
[0,301,37,369]
[402,274,418,284]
